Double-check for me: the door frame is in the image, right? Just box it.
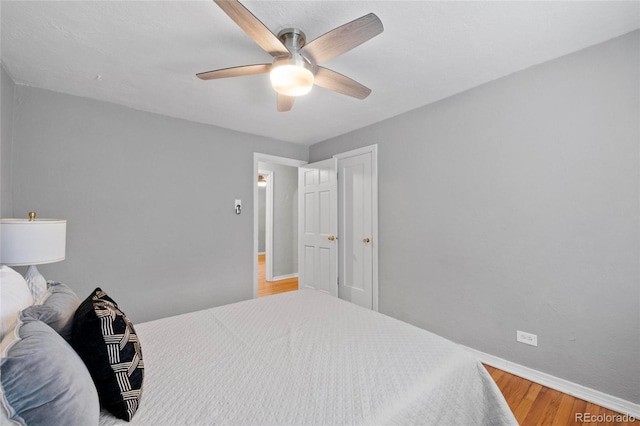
[333,144,379,311]
[253,153,307,299]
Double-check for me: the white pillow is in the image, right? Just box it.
[0,266,33,340]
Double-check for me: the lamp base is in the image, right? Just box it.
[25,265,47,302]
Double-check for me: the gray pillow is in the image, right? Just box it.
[0,308,99,426]
[31,281,81,342]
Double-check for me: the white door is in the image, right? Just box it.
[298,158,338,296]
[336,148,377,310]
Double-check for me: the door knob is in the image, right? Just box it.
[328,235,336,241]
[363,238,370,243]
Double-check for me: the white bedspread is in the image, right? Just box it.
[99,290,517,425]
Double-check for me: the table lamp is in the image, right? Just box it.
[0,212,67,301]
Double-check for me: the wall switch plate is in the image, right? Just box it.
[235,199,241,215]
[516,330,538,347]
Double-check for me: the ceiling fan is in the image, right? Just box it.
[197,0,383,112]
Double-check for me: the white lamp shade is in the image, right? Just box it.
[269,54,315,97]
[0,219,67,266]
[270,64,314,96]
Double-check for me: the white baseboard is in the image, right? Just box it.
[272,273,298,281]
[463,346,640,419]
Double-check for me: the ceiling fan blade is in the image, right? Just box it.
[277,94,295,112]
[196,64,271,80]
[313,67,371,99]
[300,13,383,65]
[214,0,290,57]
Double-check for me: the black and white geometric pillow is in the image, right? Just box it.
[72,288,144,421]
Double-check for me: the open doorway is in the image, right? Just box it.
[257,164,298,296]
[253,153,306,298]
[253,147,378,308]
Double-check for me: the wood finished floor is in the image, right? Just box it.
[484,365,638,426]
[257,256,637,425]
[257,254,298,297]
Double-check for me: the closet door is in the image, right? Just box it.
[337,149,375,310]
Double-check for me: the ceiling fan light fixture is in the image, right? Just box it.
[198,1,384,110]
[270,56,314,97]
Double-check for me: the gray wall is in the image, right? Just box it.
[1,64,15,218]
[258,185,266,253]
[6,84,307,323]
[310,31,640,404]
[258,161,298,278]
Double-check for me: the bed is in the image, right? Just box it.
[100,289,515,425]
[1,267,516,425]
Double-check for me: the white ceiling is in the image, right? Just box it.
[2,1,638,146]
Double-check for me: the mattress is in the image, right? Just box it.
[99,289,517,425]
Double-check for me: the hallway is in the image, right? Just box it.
[258,254,298,297]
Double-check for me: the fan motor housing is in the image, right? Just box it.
[277,28,307,51]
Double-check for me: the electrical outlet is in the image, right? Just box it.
[516,330,538,347]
